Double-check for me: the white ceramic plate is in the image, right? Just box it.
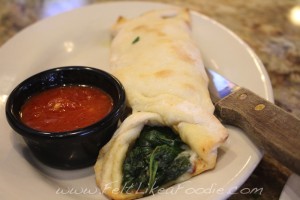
[0,2,273,200]
[279,173,300,200]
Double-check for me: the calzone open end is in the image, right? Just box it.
[94,8,228,200]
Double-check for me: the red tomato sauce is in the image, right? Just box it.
[20,85,113,132]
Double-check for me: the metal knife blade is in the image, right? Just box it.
[206,68,239,103]
[206,68,300,174]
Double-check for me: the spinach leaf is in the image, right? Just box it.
[122,126,192,194]
[164,155,192,183]
[137,126,184,148]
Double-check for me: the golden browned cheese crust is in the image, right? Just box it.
[94,8,228,200]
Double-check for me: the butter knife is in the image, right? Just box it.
[206,68,300,174]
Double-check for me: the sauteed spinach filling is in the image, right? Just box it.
[122,126,192,193]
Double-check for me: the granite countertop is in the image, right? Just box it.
[0,0,299,199]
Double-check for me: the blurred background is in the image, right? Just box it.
[0,0,299,199]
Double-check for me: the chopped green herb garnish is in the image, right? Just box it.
[132,36,140,44]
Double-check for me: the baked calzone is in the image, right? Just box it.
[94,8,228,200]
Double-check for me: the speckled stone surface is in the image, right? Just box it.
[1,0,299,199]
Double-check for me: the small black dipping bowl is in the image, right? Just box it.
[5,66,126,169]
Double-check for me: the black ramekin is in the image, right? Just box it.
[5,66,126,169]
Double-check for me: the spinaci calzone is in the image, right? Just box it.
[94,8,228,200]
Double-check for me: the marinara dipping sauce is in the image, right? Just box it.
[20,85,113,132]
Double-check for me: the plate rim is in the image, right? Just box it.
[0,1,274,102]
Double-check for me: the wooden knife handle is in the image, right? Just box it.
[214,87,300,174]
